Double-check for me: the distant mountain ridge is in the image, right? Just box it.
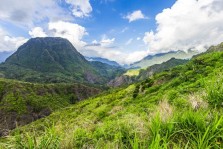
[131,50,198,69]
[108,58,188,87]
[85,57,121,67]
[137,58,188,81]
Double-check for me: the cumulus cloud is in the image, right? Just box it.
[83,45,148,64]
[143,0,223,54]
[0,0,72,27]
[29,27,47,38]
[123,50,148,64]
[124,10,147,22]
[100,37,115,47]
[48,21,88,49]
[65,0,92,17]
[83,35,148,64]
[0,28,27,52]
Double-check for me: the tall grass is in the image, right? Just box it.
[205,76,223,108]
[1,125,60,149]
[147,110,223,149]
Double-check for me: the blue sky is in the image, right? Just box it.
[0,0,223,64]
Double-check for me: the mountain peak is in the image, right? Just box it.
[5,37,85,72]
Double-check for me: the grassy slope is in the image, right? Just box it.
[124,69,141,76]
[1,50,223,148]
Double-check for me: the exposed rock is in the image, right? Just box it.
[107,75,135,87]
[0,107,51,137]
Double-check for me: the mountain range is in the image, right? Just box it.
[131,50,198,69]
[108,58,188,87]
[85,57,121,67]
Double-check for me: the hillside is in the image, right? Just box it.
[137,58,188,81]
[0,78,101,137]
[131,50,198,69]
[0,37,122,84]
[108,58,188,87]
[1,43,223,148]
[90,61,124,81]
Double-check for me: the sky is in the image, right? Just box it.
[0,0,223,64]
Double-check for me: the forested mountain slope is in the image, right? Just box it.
[0,79,101,137]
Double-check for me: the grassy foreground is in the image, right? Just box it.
[1,51,223,148]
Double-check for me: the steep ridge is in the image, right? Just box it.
[2,43,223,148]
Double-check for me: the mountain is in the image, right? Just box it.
[2,43,223,148]
[0,51,13,63]
[0,78,101,136]
[85,57,121,67]
[131,50,198,69]
[108,58,188,87]
[137,58,189,81]
[90,61,125,80]
[0,37,120,84]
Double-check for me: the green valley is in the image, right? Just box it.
[1,0,223,148]
[1,43,223,148]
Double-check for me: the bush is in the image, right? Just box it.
[206,77,223,108]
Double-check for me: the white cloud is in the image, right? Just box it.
[92,40,98,44]
[0,0,72,27]
[125,38,133,45]
[124,10,147,22]
[83,35,148,64]
[100,37,115,47]
[143,0,223,54]
[137,37,141,40]
[83,44,148,64]
[48,21,88,49]
[29,27,47,38]
[123,50,148,64]
[0,27,27,52]
[65,0,92,18]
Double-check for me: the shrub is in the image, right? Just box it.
[206,77,223,108]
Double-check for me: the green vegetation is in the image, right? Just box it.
[0,37,124,84]
[1,44,223,148]
[0,78,101,136]
[108,58,187,87]
[137,58,188,81]
[124,69,140,76]
[90,61,124,80]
